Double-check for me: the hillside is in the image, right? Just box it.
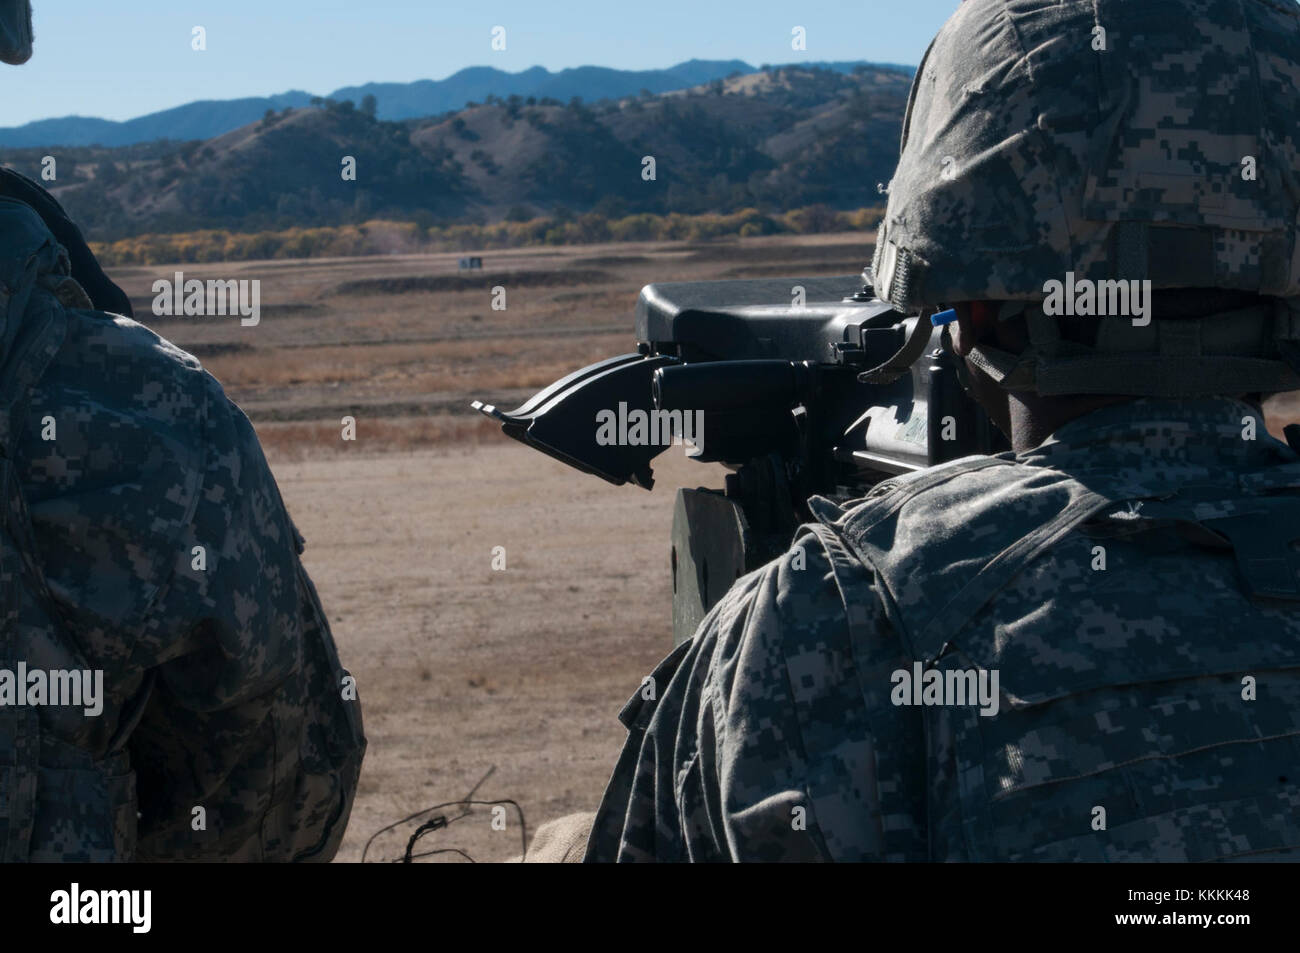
[0,58,912,148]
[1,65,911,242]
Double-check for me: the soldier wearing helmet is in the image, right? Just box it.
[586,0,1300,861]
[0,0,364,861]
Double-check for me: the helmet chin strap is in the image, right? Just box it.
[0,0,33,66]
[964,342,1036,392]
[964,300,1300,398]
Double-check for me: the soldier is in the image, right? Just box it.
[0,0,365,861]
[587,0,1300,861]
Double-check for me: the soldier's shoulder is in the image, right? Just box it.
[61,307,206,377]
[710,526,882,655]
[24,308,251,500]
[817,452,1021,530]
[20,310,269,629]
[48,308,232,434]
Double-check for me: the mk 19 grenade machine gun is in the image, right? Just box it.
[474,271,1008,645]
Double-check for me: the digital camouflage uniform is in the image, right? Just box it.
[589,0,1300,861]
[589,398,1300,861]
[0,178,365,860]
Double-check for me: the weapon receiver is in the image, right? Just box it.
[474,271,1008,644]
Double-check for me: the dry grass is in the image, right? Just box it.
[204,334,627,401]
[103,233,1300,458]
[333,268,614,295]
[256,414,503,460]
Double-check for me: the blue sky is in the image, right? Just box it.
[1,0,965,126]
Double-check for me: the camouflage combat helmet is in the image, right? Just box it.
[870,0,1300,397]
[0,0,31,65]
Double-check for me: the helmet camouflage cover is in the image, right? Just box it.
[871,0,1300,396]
[0,0,32,65]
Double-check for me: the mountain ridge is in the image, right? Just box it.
[0,59,914,148]
[0,65,913,242]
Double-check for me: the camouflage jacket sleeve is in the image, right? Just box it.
[20,310,365,862]
[120,384,365,862]
[585,523,923,861]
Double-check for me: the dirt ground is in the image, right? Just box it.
[276,443,717,862]
[101,232,1300,861]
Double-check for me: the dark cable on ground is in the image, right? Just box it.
[361,766,530,862]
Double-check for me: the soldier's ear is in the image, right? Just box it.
[950,301,997,357]
[952,300,1033,357]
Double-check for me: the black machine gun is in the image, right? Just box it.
[473,271,1008,645]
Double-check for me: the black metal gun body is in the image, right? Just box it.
[475,273,1008,644]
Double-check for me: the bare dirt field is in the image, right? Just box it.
[102,232,1300,861]
[277,443,716,862]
